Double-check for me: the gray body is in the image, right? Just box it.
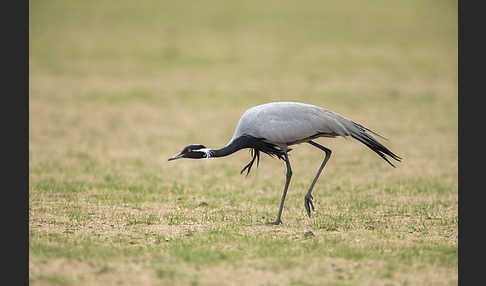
[230,102,362,147]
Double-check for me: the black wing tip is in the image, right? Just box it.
[351,133,402,168]
[354,122,389,141]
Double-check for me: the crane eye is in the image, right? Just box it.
[187,148,191,153]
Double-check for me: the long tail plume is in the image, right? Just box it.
[350,124,402,167]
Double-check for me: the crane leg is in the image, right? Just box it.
[269,151,292,225]
[305,141,332,217]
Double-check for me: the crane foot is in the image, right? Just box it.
[304,194,315,217]
[267,219,282,225]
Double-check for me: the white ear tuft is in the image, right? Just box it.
[199,148,212,159]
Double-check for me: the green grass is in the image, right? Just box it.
[30,0,457,285]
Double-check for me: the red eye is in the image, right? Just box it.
[187,148,191,152]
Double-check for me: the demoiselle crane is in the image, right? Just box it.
[168,102,401,225]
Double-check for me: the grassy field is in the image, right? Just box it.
[29,0,457,285]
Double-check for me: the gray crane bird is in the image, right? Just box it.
[168,102,401,225]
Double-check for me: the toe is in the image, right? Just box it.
[305,199,312,217]
[267,219,282,225]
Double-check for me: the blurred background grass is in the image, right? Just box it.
[30,0,457,179]
[29,0,457,285]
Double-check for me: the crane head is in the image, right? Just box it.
[168,144,210,161]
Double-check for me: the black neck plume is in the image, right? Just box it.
[208,135,287,176]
